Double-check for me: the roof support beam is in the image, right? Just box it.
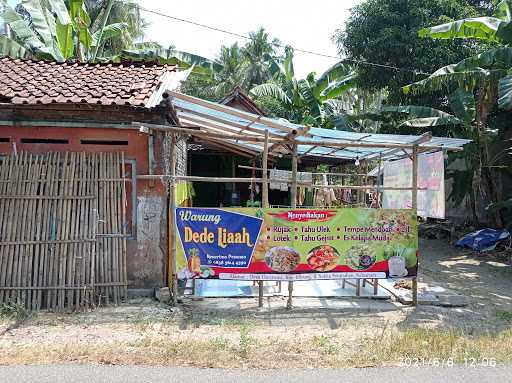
[268,126,310,155]
[363,132,433,161]
[134,122,285,143]
[169,90,299,133]
[175,107,283,138]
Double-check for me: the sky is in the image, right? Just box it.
[140,0,362,78]
[2,0,362,77]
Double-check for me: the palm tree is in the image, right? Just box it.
[212,43,247,97]
[241,27,281,88]
[250,47,358,128]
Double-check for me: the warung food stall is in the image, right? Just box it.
[136,91,470,309]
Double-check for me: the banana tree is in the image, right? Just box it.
[405,0,512,110]
[0,0,128,61]
[400,0,512,225]
[355,92,494,222]
[250,47,358,128]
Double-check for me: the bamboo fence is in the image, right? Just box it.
[0,152,127,311]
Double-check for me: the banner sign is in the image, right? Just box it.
[175,208,418,280]
[383,151,445,219]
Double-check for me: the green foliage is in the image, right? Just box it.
[238,324,253,359]
[418,17,506,42]
[250,51,359,128]
[498,71,512,109]
[404,0,512,112]
[181,28,282,100]
[0,0,142,61]
[0,34,27,57]
[448,88,476,123]
[86,0,145,57]
[353,105,463,128]
[335,0,484,108]
[399,0,512,225]
[0,301,29,321]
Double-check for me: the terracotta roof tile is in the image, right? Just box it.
[0,56,177,107]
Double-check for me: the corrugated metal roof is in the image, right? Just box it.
[168,91,471,161]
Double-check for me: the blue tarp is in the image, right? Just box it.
[456,229,511,252]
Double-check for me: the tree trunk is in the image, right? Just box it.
[475,84,503,227]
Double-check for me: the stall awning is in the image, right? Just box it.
[165,91,471,161]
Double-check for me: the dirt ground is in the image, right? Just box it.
[1,238,511,368]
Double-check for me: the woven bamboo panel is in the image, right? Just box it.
[0,152,127,311]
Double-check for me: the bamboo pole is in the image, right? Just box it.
[46,153,61,310]
[89,153,99,308]
[18,154,36,306]
[75,152,86,310]
[121,152,128,301]
[258,130,270,308]
[5,153,24,303]
[412,145,419,306]
[25,155,42,308]
[238,165,373,178]
[0,155,10,303]
[137,175,427,191]
[169,133,179,306]
[377,154,382,208]
[262,130,269,208]
[110,152,120,304]
[287,143,298,310]
[136,123,285,143]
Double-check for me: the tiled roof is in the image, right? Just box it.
[0,57,177,107]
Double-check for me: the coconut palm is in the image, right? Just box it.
[242,27,281,88]
[212,43,247,96]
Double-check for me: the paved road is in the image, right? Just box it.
[0,364,510,383]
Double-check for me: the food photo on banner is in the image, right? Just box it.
[175,208,418,281]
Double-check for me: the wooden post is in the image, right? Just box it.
[258,130,270,308]
[364,161,369,207]
[287,143,298,310]
[169,133,178,306]
[412,144,419,306]
[262,130,269,209]
[377,154,382,208]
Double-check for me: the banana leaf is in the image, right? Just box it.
[250,83,292,105]
[91,22,128,47]
[399,116,463,127]
[498,72,512,110]
[0,34,27,58]
[418,17,504,42]
[448,88,476,124]
[0,0,46,53]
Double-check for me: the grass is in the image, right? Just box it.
[1,325,511,368]
[495,309,512,323]
[357,328,512,365]
[238,324,254,359]
[0,301,30,322]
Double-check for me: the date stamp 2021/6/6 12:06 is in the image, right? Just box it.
[400,357,497,368]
